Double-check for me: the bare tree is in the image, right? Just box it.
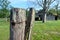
[55,0,60,14]
[54,0,60,20]
[27,0,55,23]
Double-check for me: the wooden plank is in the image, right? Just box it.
[10,8,26,40]
[25,8,35,40]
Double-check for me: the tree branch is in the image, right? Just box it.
[50,0,55,5]
[36,0,43,8]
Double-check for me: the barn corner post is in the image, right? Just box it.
[25,8,35,40]
[10,8,26,40]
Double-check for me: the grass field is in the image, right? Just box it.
[0,19,9,40]
[32,21,60,40]
[0,19,60,40]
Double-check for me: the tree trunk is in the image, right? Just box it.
[10,8,26,40]
[42,0,47,23]
[42,13,46,23]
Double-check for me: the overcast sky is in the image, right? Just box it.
[8,0,60,10]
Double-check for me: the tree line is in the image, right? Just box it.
[0,0,60,22]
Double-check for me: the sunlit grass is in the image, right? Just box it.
[0,19,9,40]
[32,20,60,40]
[0,19,60,40]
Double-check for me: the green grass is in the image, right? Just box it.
[0,19,60,40]
[32,20,60,40]
[0,19,9,40]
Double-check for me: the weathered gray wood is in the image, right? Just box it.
[10,8,26,40]
[28,8,35,40]
[25,8,35,40]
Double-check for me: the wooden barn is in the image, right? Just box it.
[35,10,58,21]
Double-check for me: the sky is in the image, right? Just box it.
[9,0,36,9]
[8,0,44,10]
[9,0,28,8]
[8,0,60,10]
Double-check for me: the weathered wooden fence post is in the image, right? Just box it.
[10,8,26,40]
[25,8,35,40]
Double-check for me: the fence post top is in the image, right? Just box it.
[10,8,26,11]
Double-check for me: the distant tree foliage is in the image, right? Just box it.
[0,0,10,18]
[49,9,60,15]
[0,0,10,9]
